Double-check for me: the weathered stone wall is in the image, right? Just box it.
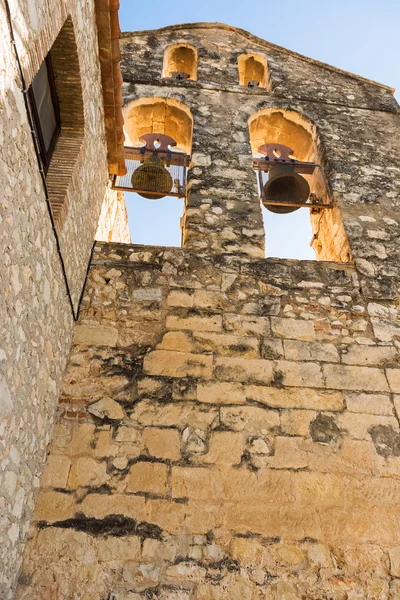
[0,0,122,595]
[120,23,400,286]
[96,187,132,244]
[16,22,400,600]
[18,242,400,598]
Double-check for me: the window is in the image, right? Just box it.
[28,55,61,173]
[25,16,85,230]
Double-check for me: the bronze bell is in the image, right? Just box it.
[131,155,173,200]
[263,163,310,214]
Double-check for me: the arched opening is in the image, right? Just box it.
[163,44,198,81]
[121,97,193,247]
[248,108,351,262]
[238,54,270,89]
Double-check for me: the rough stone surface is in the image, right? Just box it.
[18,237,400,598]
[11,20,400,600]
[0,0,129,596]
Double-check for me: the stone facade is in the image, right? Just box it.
[0,0,127,596]
[96,188,132,244]
[18,243,400,599]
[12,21,400,600]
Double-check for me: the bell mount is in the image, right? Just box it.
[254,143,334,212]
[112,133,190,199]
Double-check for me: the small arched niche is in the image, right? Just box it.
[163,43,198,81]
[248,107,351,262]
[238,53,270,89]
[123,96,193,155]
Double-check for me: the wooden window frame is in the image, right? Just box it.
[28,54,61,175]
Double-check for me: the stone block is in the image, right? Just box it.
[97,536,141,562]
[342,344,398,366]
[167,291,194,307]
[166,315,222,332]
[386,369,400,393]
[223,313,270,336]
[74,323,118,346]
[271,317,316,341]
[261,339,284,359]
[147,498,187,534]
[220,405,280,432]
[197,382,246,404]
[80,493,146,519]
[143,428,181,461]
[230,537,264,566]
[214,357,274,384]
[347,477,400,508]
[198,431,244,465]
[92,430,118,458]
[157,332,194,352]
[246,386,343,410]
[132,400,218,428]
[263,437,309,470]
[68,424,97,455]
[193,332,259,357]
[321,507,398,545]
[345,392,394,416]
[293,472,345,507]
[225,503,321,540]
[389,547,400,577]
[41,455,71,489]
[87,397,125,421]
[34,491,76,522]
[171,466,218,500]
[126,462,168,495]
[143,350,213,379]
[117,322,162,346]
[68,457,109,489]
[115,426,141,443]
[132,288,162,302]
[337,412,398,440]
[283,340,339,362]
[323,364,389,392]
[281,410,317,436]
[274,360,324,388]
[194,289,226,310]
[306,437,378,476]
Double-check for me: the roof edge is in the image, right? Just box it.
[121,22,395,94]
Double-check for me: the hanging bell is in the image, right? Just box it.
[131,155,173,199]
[263,164,310,214]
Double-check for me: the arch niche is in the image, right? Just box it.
[123,97,193,155]
[248,107,351,262]
[163,44,198,81]
[238,53,270,89]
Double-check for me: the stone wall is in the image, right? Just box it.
[120,24,400,286]
[15,22,400,600]
[18,242,400,598]
[96,187,132,244]
[0,0,120,596]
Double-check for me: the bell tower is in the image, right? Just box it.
[17,23,400,600]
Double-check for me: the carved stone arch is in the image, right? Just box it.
[238,53,270,89]
[162,43,198,81]
[248,106,351,262]
[122,96,193,155]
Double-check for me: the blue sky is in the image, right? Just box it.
[119,0,400,258]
